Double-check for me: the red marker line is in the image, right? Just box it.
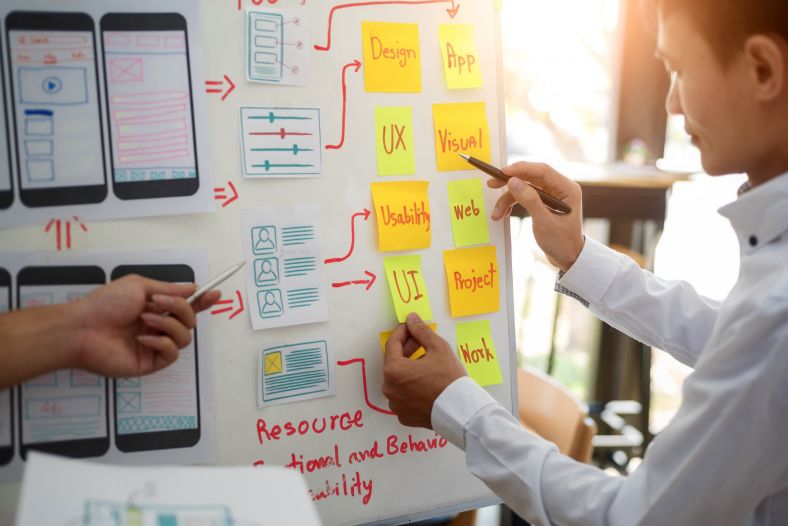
[337,357,395,416]
[332,281,352,288]
[205,80,223,86]
[66,221,71,249]
[325,60,361,150]
[44,219,55,232]
[212,306,233,315]
[206,88,223,93]
[228,290,245,319]
[325,208,370,264]
[249,130,313,138]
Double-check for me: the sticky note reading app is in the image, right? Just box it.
[384,255,433,322]
[362,21,421,93]
[371,181,431,251]
[380,322,437,360]
[439,24,483,89]
[443,245,499,317]
[375,106,415,176]
[433,102,490,171]
[455,320,503,386]
[447,178,489,246]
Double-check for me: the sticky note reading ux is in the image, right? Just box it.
[375,106,415,176]
[380,323,437,361]
[439,24,483,89]
[456,320,503,387]
[433,102,490,171]
[362,21,421,93]
[447,178,489,247]
[384,255,433,322]
[371,181,430,251]
[443,245,499,317]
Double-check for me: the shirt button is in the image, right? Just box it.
[749,235,758,247]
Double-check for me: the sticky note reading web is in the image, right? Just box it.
[362,21,421,93]
[371,181,431,251]
[383,255,433,322]
[438,24,483,89]
[433,102,490,171]
[455,320,503,386]
[375,106,415,176]
[447,178,489,247]
[443,245,499,317]
[379,322,437,360]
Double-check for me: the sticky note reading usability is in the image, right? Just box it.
[371,181,431,251]
[447,178,489,246]
[455,320,503,387]
[384,255,433,322]
[375,106,415,176]
[362,21,421,93]
[443,245,499,317]
[432,102,491,171]
[380,322,437,360]
[438,24,483,89]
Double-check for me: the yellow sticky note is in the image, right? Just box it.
[447,178,490,247]
[443,245,499,317]
[264,351,282,375]
[456,320,503,386]
[371,181,431,252]
[375,107,415,176]
[362,21,421,93]
[380,322,437,360]
[439,24,483,89]
[433,102,491,171]
[384,255,433,322]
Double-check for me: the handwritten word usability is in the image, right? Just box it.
[371,181,431,251]
[433,102,491,171]
[362,22,421,93]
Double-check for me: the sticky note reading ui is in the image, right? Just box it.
[447,178,489,247]
[433,102,490,171]
[362,21,421,93]
[443,245,499,317]
[384,255,433,322]
[380,322,437,360]
[371,181,431,251]
[455,320,503,386]
[375,107,415,176]
[439,24,483,89]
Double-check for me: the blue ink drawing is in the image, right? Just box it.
[254,257,279,287]
[251,225,277,255]
[257,289,284,319]
[261,340,330,403]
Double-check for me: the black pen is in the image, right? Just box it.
[458,153,572,214]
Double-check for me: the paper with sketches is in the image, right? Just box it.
[246,8,310,85]
[439,24,483,89]
[380,323,437,361]
[443,245,500,317]
[447,178,489,246]
[432,102,490,171]
[370,181,431,251]
[375,106,415,176]
[455,320,503,386]
[383,255,433,322]
[362,21,421,93]
[259,339,334,407]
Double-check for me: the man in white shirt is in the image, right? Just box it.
[382,0,788,523]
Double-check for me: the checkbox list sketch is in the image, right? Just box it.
[246,8,309,86]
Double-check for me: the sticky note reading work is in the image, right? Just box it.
[371,181,431,251]
[433,102,490,171]
[362,21,421,93]
[447,178,489,246]
[455,320,503,386]
[439,24,483,89]
[384,255,433,322]
[380,322,437,360]
[443,245,499,317]
[375,107,415,176]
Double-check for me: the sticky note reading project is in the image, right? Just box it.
[362,22,421,93]
[455,320,503,386]
[380,322,437,360]
[384,255,433,322]
[375,107,415,176]
[443,245,499,317]
[433,102,490,171]
[447,178,489,246]
[439,24,483,89]
[371,181,431,251]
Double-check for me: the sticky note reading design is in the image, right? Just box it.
[438,24,483,89]
[383,255,433,322]
[455,320,503,386]
[379,322,437,361]
[447,178,489,246]
[433,102,490,171]
[259,340,334,406]
[371,181,431,251]
[443,245,499,317]
[375,107,415,176]
[362,21,421,93]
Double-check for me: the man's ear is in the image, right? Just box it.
[744,34,786,102]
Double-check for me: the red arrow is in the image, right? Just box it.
[325,59,361,150]
[210,290,245,319]
[205,74,235,101]
[213,181,239,208]
[314,0,460,52]
[44,216,87,251]
[332,270,376,291]
[324,208,370,263]
[337,357,395,416]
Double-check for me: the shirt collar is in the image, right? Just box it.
[718,172,788,255]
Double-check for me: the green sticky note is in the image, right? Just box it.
[447,178,490,247]
[455,320,503,387]
[375,107,415,176]
[383,255,433,322]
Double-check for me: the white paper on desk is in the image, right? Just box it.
[15,452,322,526]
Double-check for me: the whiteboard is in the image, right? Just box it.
[0,0,516,525]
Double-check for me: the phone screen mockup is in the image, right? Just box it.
[0,38,13,210]
[0,268,13,465]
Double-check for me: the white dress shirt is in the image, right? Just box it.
[432,172,788,525]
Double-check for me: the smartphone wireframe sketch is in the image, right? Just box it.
[0,268,13,465]
[0,38,14,210]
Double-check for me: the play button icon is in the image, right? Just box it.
[42,76,63,94]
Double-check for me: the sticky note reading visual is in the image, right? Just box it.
[362,21,421,93]
[371,181,431,251]
[375,107,415,176]
[447,178,489,247]
[380,322,437,360]
[443,245,499,317]
[384,255,433,322]
[455,320,503,386]
[439,24,483,89]
[433,102,491,171]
